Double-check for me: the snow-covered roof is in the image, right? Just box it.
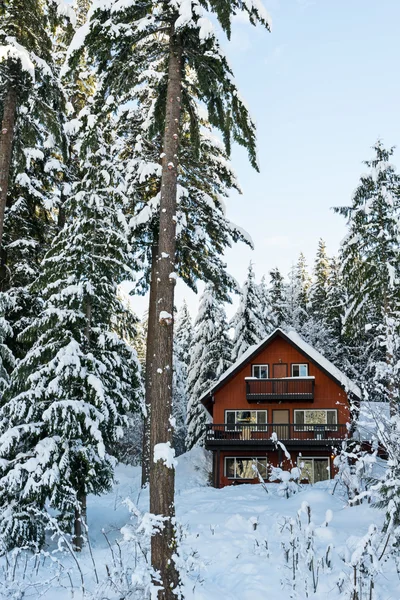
[202,328,362,402]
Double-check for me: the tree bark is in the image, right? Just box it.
[148,21,182,599]
[73,490,87,552]
[0,84,17,248]
[141,243,158,487]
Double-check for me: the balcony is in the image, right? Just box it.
[205,423,348,448]
[245,377,315,402]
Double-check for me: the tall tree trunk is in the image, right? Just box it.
[141,242,158,487]
[148,21,181,599]
[73,490,87,551]
[0,84,17,248]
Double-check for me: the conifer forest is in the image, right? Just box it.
[0,1,400,599]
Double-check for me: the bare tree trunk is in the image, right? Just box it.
[148,21,182,599]
[0,84,17,248]
[73,490,87,552]
[141,243,158,487]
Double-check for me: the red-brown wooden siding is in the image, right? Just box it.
[212,337,351,424]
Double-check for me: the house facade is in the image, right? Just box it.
[201,329,361,488]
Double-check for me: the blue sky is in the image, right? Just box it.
[172,0,400,317]
[119,0,400,317]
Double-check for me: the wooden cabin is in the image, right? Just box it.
[201,328,361,488]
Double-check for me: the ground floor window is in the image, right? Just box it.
[225,457,268,480]
[297,457,330,483]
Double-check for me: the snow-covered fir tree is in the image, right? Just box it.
[0,0,73,382]
[258,275,275,334]
[308,239,330,321]
[0,96,142,551]
[186,285,232,450]
[269,267,288,328]
[335,141,400,403]
[173,301,193,455]
[231,263,267,361]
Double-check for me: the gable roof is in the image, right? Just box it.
[201,328,362,409]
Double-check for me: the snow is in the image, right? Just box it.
[0,40,35,79]
[1,448,398,599]
[153,441,178,469]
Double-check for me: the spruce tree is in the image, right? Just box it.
[0,95,141,551]
[186,284,232,450]
[231,263,267,361]
[269,267,288,328]
[172,302,193,455]
[335,141,400,406]
[285,254,311,330]
[308,239,330,320]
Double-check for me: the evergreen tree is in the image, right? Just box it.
[231,263,267,361]
[258,275,275,334]
[335,141,400,405]
[269,267,288,328]
[0,0,73,386]
[173,301,193,455]
[308,239,330,320]
[0,96,142,551]
[186,285,232,450]
[285,254,311,330]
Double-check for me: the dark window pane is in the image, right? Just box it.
[225,458,235,478]
[292,365,300,377]
[257,411,267,424]
[327,410,337,424]
[314,459,330,482]
[295,411,304,424]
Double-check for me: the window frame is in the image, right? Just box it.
[224,456,268,480]
[251,364,269,379]
[296,456,331,484]
[293,409,338,431]
[291,363,309,377]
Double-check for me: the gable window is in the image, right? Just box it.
[225,457,268,480]
[252,364,269,379]
[294,409,337,431]
[292,364,308,377]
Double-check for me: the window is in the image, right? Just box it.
[297,457,330,483]
[252,364,269,379]
[294,410,337,431]
[225,457,268,480]
[292,364,308,377]
[226,410,267,426]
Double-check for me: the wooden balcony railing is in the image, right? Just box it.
[245,378,315,402]
[205,423,348,445]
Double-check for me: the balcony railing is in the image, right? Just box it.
[205,423,347,445]
[245,377,315,402]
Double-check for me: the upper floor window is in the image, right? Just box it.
[252,364,269,379]
[294,409,337,428]
[292,363,308,377]
[226,410,267,425]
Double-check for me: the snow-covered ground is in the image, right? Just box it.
[0,449,398,599]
